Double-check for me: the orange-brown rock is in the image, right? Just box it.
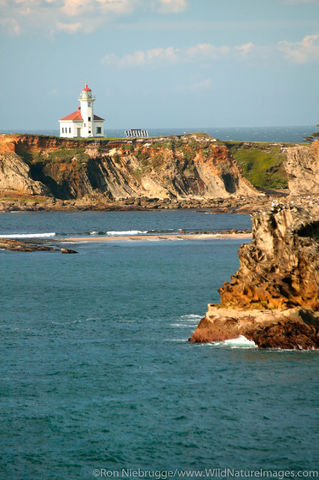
[190,200,319,349]
[0,133,259,207]
[0,238,57,252]
[189,307,319,349]
[220,201,319,310]
[0,134,82,154]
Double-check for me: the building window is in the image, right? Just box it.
[84,123,86,127]
[88,117,91,121]
[62,128,64,133]
[88,102,91,106]
[97,127,102,134]
[88,130,91,134]
[69,128,71,133]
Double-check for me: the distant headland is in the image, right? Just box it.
[0,131,314,213]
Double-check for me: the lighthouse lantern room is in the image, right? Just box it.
[59,84,104,138]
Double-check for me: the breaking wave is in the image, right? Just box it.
[106,230,148,236]
[210,335,257,349]
[0,232,56,239]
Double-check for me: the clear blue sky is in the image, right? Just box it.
[1,0,319,130]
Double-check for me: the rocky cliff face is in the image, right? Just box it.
[285,140,319,195]
[190,200,319,349]
[219,201,319,310]
[0,151,48,195]
[0,134,258,206]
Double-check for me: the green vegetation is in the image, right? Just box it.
[225,142,288,189]
[13,133,294,191]
[22,147,90,166]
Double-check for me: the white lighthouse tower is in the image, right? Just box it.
[79,84,95,137]
[59,84,104,138]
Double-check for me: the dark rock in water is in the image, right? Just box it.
[190,199,319,349]
[61,248,78,254]
[0,239,78,254]
[0,239,57,252]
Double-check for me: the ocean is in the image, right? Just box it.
[1,125,316,143]
[0,210,318,479]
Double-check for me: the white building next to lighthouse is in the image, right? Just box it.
[59,84,104,138]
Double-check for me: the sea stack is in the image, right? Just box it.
[189,199,319,349]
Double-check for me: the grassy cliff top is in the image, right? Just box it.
[224,141,291,190]
[1,132,301,191]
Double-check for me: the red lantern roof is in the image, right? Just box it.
[82,83,91,91]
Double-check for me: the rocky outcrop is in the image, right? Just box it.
[0,134,259,206]
[0,238,57,252]
[190,307,319,349]
[0,152,48,195]
[190,200,319,349]
[0,238,78,253]
[285,140,319,195]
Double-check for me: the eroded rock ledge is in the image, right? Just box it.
[190,199,319,349]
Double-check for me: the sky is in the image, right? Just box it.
[1,0,319,130]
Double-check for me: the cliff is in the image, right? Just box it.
[190,199,319,349]
[0,151,48,196]
[286,140,319,195]
[0,133,258,210]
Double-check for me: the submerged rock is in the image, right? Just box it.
[190,200,319,349]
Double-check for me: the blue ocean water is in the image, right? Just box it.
[0,210,251,238]
[0,211,318,479]
[1,125,316,143]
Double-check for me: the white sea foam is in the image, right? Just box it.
[52,317,97,326]
[170,314,202,328]
[166,338,188,342]
[211,335,257,349]
[181,314,202,320]
[90,231,98,235]
[0,232,56,239]
[171,323,193,327]
[106,230,148,236]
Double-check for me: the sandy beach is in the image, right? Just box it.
[60,232,252,243]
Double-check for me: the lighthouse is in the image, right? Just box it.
[79,84,95,137]
[59,84,105,138]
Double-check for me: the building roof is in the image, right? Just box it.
[60,107,104,122]
[60,107,83,121]
[82,83,91,91]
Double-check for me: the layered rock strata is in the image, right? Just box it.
[286,140,319,195]
[190,200,319,349]
[0,134,258,208]
[0,152,48,195]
